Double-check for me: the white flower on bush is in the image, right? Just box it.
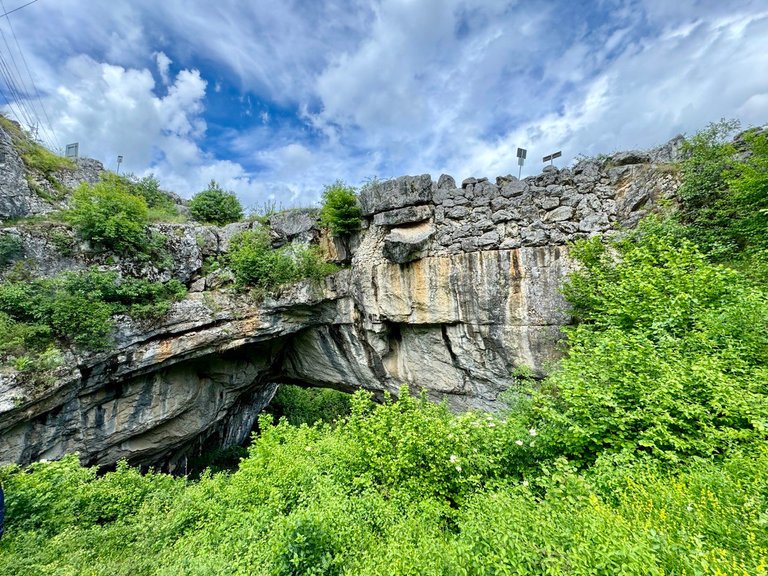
[515,440,524,446]
[529,427,537,436]
[450,454,459,464]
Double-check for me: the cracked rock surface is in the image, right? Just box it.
[0,132,683,469]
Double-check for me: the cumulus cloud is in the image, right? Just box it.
[0,0,766,208]
[308,1,768,181]
[154,51,172,86]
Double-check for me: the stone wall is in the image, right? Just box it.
[359,147,680,265]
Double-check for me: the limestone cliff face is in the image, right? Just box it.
[0,136,683,469]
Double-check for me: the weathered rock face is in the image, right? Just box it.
[0,138,683,469]
[0,126,49,219]
[0,121,107,220]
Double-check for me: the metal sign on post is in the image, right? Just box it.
[516,147,527,178]
[65,143,79,159]
[542,151,562,166]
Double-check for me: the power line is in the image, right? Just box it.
[0,0,38,19]
[0,25,40,138]
[0,0,58,151]
[0,49,35,129]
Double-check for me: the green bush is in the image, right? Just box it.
[189,180,243,226]
[675,120,768,264]
[320,180,361,236]
[0,233,23,268]
[68,176,149,254]
[226,230,337,293]
[546,234,768,464]
[227,228,298,290]
[268,385,352,426]
[0,268,186,355]
[123,173,183,222]
[292,245,339,284]
[2,396,767,575]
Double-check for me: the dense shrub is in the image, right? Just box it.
[124,173,182,222]
[189,180,243,225]
[268,385,352,426]
[676,120,768,265]
[68,176,150,254]
[227,229,337,292]
[548,234,768,464]
[0,268,186,354]
[0,233,23,268]
[319,180,361,236]
[1,393,766,575]
[227,228,297,290]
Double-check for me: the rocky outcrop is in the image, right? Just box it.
[0,121,107,220]
[0,126,49,219]
[382,222,434,263]
[0,137,683,470]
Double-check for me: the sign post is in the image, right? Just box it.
[65,143,79,159]
[542,151,562,166]
[516,147,527,179]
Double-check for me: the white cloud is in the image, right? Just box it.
[154,51,172,85]
[0,0,766,209]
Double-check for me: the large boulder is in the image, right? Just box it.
[269,208,320,243]
[359,174,433,216]
[382,222,434,263]
[373,205,433,227]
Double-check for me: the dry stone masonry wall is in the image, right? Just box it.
[360,142,682,265]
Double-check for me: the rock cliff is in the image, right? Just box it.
[0,127,683,469]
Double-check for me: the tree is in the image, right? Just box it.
[189,180,243,226]
[319,181,361,236]
[69,176,149,254]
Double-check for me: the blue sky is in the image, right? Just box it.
[1,0,767,208]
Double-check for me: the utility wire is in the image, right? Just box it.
[0,0,38,19]
[0,49,35,129]
[0,0,58,151]
[0,26,41,140]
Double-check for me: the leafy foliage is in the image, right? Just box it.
[0,268,186,359]
[267,385,352,426]
[551,234,768,464]
[675,120,768,267]
[227,228,298,291]
[0,233,23,269]
[319,180,361,236]
[226,229,337,293]
[1,393,767,575]
[189,180,243,226]
[68,175,150,254]
[122,173,183,222]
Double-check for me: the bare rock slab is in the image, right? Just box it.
[359,174,432,216]
[382,222,435,263]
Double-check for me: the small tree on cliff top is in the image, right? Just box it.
[320,180,361,236]
[189,180,244,226]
